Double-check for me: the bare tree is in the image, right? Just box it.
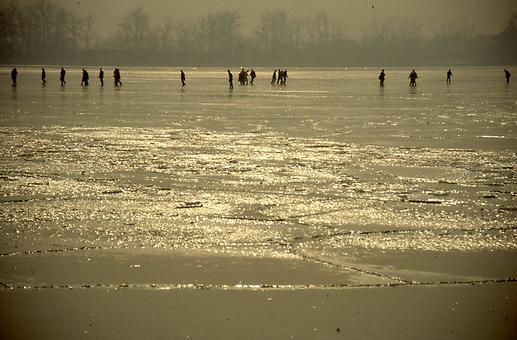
[119,6,151,50]
[80,13,97,50]
[157,17,174,50]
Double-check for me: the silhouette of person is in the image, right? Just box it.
[81,68,89,86]
[181,70,186,86]
[271,70,276,85]
[11,67,17,87]
[99,68,104,86]
[113,68,122,87]
[41,67,47,85]
[60,67,66,86]
[409,69,418,86]
[504,69,511,84]
[447,69,453,84]
[250,69,256,85]
[238,68,246,85]
[379,69,385,87]
[276,69,281,85]
[228,70,233,89]
[281,69,288,85]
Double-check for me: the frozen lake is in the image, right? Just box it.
[0,66,516,286]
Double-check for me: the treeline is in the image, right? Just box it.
[1,0,515,66]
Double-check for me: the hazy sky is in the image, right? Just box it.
[16,0,517,37]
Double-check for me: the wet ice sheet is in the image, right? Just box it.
[0,127,515,254]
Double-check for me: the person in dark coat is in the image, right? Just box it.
[60,67,66,86]
[81,68,89,86]
[181,70,186,87]
[99,68,104,86]
[379,69,385,87]
[11,67,17,87]
[228,70,234,89]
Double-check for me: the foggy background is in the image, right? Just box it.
[1,0,516,66]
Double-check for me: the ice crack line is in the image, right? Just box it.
[1,279,516,291]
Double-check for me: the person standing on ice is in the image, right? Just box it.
[41,67,47,85]
[181,70,186,87]
[11,67,17,87]
[271,69,276,85]
[81,68,89,86]
[379,69,385,87]
[228,70,234,89]
[409,69,418,86]
[447,69,453,84]
[99,68,104,86]
[250,69,256,85]
[113,68,122,87]
[504,69,511,84]
[60,67,66,86]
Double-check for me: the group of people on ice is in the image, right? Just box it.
[271,69,288,85]
[9,67,123,87]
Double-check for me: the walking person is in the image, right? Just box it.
[250,69,256,85]
[271,70,276,85]
[11,67,17,87]
[60,67,66,86]
[41,67,47,85]
[181,70,186,87]
[113,68,122,87]
[81,68,89,86]
[379,69,385,87]
[99,68,104,86]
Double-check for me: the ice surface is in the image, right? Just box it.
[0,66,516,286]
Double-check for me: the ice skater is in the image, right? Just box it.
[409,69,418,86]
[447,69,453,84]
[228,70,233,89]
[60,67,66,86]
[11,67,17,87]
[81,68,89,86]
[99,68,104,86]
[271,70,277,85]
[379,69,385,87]
[181,70,186,87]
[41,67,47,85]
[504,69,511,84]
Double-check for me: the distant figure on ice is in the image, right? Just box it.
[60,67,66,86]
[228,70,234,89]
[41,67,47,85]
[271,70,277,85]
[99,68,104,86]
[181,70,186,87]
[250,69,256,85]
[81,68,89,86]
[447,69,453,84]
[114,68,122,87]
[379,69,385,87]
[409,69,418,86]
[276,69,281,85]
[238,68,247,85]
[11,67,17,87]
[504,69,511,84]
[281,69,288,85]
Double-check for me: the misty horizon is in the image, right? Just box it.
[1,0,517,66]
